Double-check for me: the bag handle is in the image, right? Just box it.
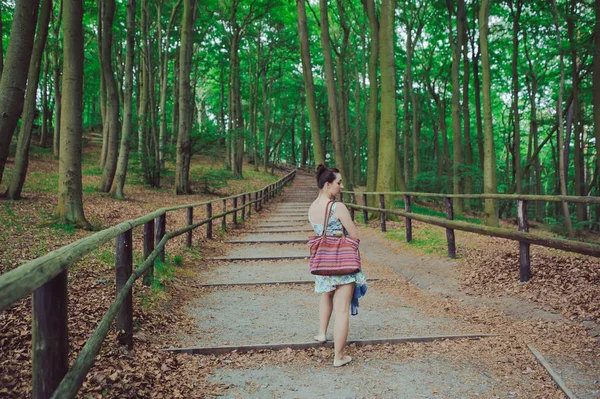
[321,200,336,237]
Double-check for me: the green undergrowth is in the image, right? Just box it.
[384,227,448,255]
[395,199,482,224]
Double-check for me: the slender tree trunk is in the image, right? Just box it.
[354,61,361,183]
[471,3,484,173]
[461,7,473,199]
[171,53,179,146]
[296,0,325,166]
[98,0,107,169]
[175,0,195,194]
[569,1,586,223]
[447,0,465,215]
[0,6,3,78]
[137,6,150,185]
[480,0,499,226]
[301,93,308,167]
[51,0,63,159]
[109,0,135,198]
[320,0,349,185]
[552,0,573,237]
[97,0,120,192]
[262,63,269,172]
[510,0,523,194]
[594,0,600,223]
[0,0,41,185]
[56,0,90,228]
[363,0,379,198]
[39,54,50,147]
[158,0,181,169]
[7,0,52,200]
[377,0,402,204]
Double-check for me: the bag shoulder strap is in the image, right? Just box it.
[321,200,336,237]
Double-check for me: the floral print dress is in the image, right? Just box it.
[309,202,367,293]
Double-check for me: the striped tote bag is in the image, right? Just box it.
[308,201,361,276]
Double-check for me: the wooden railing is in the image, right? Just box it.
[340,190,600,283]
[0,170,296,399]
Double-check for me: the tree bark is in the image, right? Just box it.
[97,0,120,192]
[320,0,349,185]
[594,0,600,221]
[376,0,400,206]
[6,0,52,200]
[0,0,41,185]
[461,3,473,199]
[296,0,324,167]
[109,0,136,198]
[52,0,63,159]
[471,3,484,173]
[551,0,573,237]
[362,0,379,199]
[446,0,465,215]
[509,0,523,194]
[175,0,195,194]
[56,0,90,228]
[479,0,499,227]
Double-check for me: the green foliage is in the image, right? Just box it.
[394,199,482,225]
[384,227,448,255]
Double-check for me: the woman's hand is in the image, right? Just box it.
[335,203,359,240]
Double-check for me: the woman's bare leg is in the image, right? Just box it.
[333,283,354,364]
[316,291,334,341]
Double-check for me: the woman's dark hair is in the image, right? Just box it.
[316,164,340,189]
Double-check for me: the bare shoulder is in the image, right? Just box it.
[335,202,350,214]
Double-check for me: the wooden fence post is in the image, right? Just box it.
[116,229,133,348]
[247,193,252,217]
[206,203,213,240]
[362,193,369,226]
[254,192,259,212]
[379,194,386,232]
[156,213,166,264]
[222,199,227,232]
[444,197,456,259]
[32,271,68,399]
[350,194,355,221]
[233,197,238,225]
[405,195,413,243]
[518,200,531,282]
[186,207,193,248]
[241,194,246,221]
[143,219,155,286]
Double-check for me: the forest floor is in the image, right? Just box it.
[1,147,600,398]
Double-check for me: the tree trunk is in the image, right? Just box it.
[296,0,325,167]
[39,53,50,147]
[6,0,52,200]
[320,0,349,186]
[446,0,465,215]
[175,0,195,194]
[594,0,600,222]
[0,0,41,185]
[158,0,181,170]
[376,0,399,205]
[510,0,523,194]
[569,0,586,223]
[109,0,135,198]
[471,6,484,173]
[97,0,120,192]
[552,0,573,237]
[98,0,107,169]
[461,5,473,199]
[479,0,499,227]
[56,0,90,228]
[363,0,379,199]
[0,6,3,78]
[52,0,62,160]
[137,4,150,185]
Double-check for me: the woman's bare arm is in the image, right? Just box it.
[335,203,359,240]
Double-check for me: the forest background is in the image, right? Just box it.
[0,0,598,235]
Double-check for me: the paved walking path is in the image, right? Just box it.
[170,171,599,398]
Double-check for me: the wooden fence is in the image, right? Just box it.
[340,191,600,283]
[0,170,296,399]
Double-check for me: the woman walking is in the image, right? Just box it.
[308,165,366,367]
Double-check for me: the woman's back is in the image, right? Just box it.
[309,201,343,236]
